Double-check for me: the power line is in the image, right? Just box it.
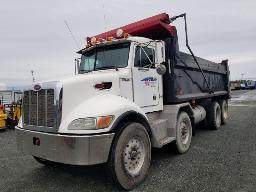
[243,77,256,80]
[100,0,107,31]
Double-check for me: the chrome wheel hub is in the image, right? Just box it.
[180,121,189,145]
[123,138,145,177]
[216,106,221,126]
[223,102,228,119]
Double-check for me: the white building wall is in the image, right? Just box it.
[0,83,7,91]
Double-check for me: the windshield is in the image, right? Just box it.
[79,42,130,73]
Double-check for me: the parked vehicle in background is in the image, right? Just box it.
[16,13,230,190]
[245,80,256,89]
[240,82,246,90]
[230,81,241,90]
[0,101,7,130]
[230,80,256,90]
[0,90,22,105]
[4,103,22,128]
[0,91,22,129]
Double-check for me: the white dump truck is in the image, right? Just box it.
[16,13,230,190]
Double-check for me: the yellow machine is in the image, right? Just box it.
[0,103,22,130]
[5,103,22,128]
[0,91,22,130]
[0,106,7,130]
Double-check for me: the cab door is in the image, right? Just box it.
[132,45,161,108]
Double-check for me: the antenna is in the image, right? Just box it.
[64,20,81,49]
[100,0,107,30]
[31,70,36,83]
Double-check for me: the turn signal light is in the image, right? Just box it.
[97,116,114,129]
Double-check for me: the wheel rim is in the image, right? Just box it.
[216,105,221,126]
[123,137,146,177]
[223,102,228,119]
[179,120,190,145]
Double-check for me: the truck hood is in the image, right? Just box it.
[60,71,120,122]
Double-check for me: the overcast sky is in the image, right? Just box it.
[1,0,256,87]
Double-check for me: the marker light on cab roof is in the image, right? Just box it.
[98,38,105,42]
[124,32,129,38]
[116,28,124,38]
[91,37,97,45]
[107,37,114,41]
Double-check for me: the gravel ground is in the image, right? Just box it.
[0,90,256,192]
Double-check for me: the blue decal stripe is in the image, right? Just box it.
[141,77,157,82]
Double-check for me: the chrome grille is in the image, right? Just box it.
[23,89,55,127]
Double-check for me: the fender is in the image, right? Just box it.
[161,102,194,136]
[58,94,147,134]
[146,102,194,148]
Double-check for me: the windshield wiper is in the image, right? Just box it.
[95,66,119,71]
[79,69,91,74]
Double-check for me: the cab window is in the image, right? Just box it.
[134,46,155,68]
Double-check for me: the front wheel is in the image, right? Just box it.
[175,112,192,154]
[107,122,151,190]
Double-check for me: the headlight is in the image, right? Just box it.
[68,118,96,130]
[68,116,114,130]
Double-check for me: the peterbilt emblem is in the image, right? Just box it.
[34,84,41,91]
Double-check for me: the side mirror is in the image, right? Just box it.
[156,64,166,75]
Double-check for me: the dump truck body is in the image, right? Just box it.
[92,13,229,104]
[16,13,230,190]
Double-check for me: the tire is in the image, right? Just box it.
[0,127,6,131]
[8,119,17,129]
[107,122,151,190]
[219,100,228,125]
[33,156,57,166]
[207,101,221,130]
[175,112,192,154]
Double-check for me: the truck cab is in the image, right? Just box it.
[78,36,165,112]
[17,35,167,162]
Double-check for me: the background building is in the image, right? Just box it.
[0,83,22,105]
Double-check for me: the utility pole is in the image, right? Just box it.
[241,73,245,80]
[31,70,36,83]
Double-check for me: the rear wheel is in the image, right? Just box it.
[0,127,6,131]
[175,112,192,154]
[107,122,151,190]
[219,100,228,124]
[207,101,221,130]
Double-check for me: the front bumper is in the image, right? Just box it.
[16,127,115,165]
